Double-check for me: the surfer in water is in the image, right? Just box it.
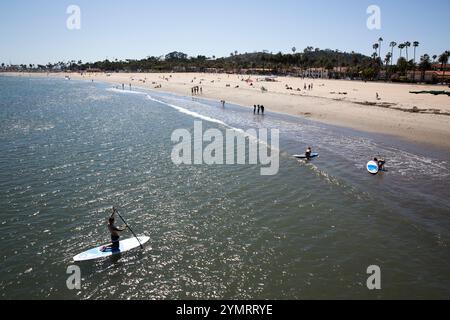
[305,146,312,159]
[101,207,127,252]
[374,158,386,171]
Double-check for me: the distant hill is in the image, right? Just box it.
[67,49,374,75]
[1,49,379,79]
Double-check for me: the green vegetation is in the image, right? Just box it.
[1,45,448,84]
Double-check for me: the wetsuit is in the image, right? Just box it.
[305,149,312,159]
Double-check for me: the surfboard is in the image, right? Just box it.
[293,153,319,159]
[73,236,150,262]
[367,161,379,174]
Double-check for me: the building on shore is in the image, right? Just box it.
[302,68,329,78]
[86,68,102,73]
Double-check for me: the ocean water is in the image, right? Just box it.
[0,75,449,299]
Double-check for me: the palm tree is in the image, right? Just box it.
[398,43,405,58]
[419,54,431,81]
[405,42,411,61]
[390,42,397,66]
[413,41,420,65]
[378,37,383,59]
[432,55,437,63]
[397,57,408,75]
[438,51,450,82]
[385,52,392,66]
[373,44,379,60]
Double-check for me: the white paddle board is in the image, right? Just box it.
[293,153,319,159]
[367,161,379,174]
[73,236,150,262]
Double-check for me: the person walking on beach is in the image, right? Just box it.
[257,105,261,114]
[261,105,265,114]
[101,207,127,252]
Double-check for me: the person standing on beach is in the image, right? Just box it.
[122,84,125,90]
[261,105,265,114]
[257,105,261,114]
[254,105,257,114]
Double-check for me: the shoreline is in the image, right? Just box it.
[4,71,450,150]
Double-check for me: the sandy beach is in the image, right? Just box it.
[7,72,450,149]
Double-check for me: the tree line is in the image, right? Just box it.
[2,45,448,83]
[371,38,449,82]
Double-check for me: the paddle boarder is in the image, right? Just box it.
[101,207,127,252]
[374,158,386,171]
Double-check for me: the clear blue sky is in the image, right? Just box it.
[1,0,449,65]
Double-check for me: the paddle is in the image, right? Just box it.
[113,208,144,249]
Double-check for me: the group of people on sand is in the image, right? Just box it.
[304,83,314,91]
[192,86,202,95]
[253,104,265,115]
[284,83,314,92]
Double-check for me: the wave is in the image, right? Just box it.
[106,88,148,95]
[145,95,278,151]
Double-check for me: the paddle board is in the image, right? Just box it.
[367,161,379,174]
[293,153,319,159]
[73,236,150,262]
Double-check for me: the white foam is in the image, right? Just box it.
[107,88,147,95]
[147,95,228,127]
[146,95,276,150]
